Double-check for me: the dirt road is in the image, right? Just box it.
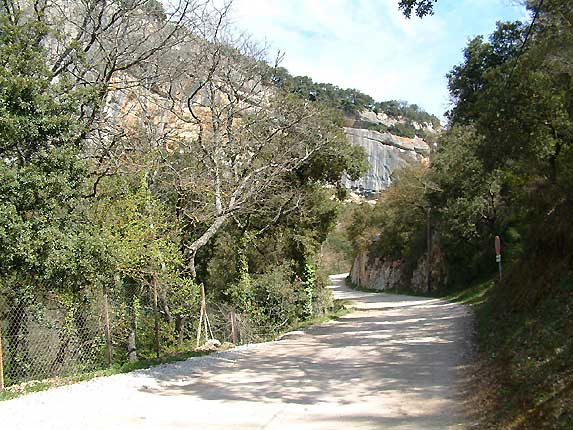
[0,274,473,429]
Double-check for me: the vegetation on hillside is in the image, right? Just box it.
[271,68,441,133]
[0,0,367,387]
[352,1,573,428]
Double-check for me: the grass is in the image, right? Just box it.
[443,278,495,306]
[472,277,573,429]
[294,299,351,330]
[0,349,213,402]
[345,272,495,307]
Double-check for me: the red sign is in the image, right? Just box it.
[495,236,501,255]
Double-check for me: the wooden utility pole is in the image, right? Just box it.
[230,311,239,344]
[426,204,432,293]
[495,235,503,281]
[103,290,113,366]
[426,142,434,294]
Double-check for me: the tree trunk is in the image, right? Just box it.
[188,214,229,279]
[152,278,160,359]
[127,291,138,363]
[127,330,137,363]
[175,316,185,347]
[103,290,113,366]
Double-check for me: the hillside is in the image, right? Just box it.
[271,70,439,196]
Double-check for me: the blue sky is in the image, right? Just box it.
[230,0,529,119]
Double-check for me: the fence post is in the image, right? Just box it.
[152,277,160,359]
[103,290,113,366]
[0,323,4,391]
[230,311,237,344]
[196,283,208,348]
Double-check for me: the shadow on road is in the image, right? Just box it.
[136,274,474,428]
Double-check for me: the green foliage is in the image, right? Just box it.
[388,122,417,139]
[270,69,374,113]
[391,5,573,428]
[474,277,573,429]
[0,14,99,307]
[348,165,430,283]
[398,0,437,18]
[320,203,357,275]
[375,100,441,128]
[302,258,316,318]
[270,68,440,130]
[251,262,303,327]
[96,177,182,286]
[429,126,507,283]
[168,278,200,322]
[0,0,367,385]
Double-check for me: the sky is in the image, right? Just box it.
[228,0,529,119]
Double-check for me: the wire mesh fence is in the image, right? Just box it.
[0,293,107,389]
[0,289,281,390]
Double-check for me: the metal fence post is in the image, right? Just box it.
[0,323,4,391]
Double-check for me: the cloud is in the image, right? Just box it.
[225,0,527,118]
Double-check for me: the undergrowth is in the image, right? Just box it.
[474,276,573,429]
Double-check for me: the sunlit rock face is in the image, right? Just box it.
[350,251,429,292]
[342,127,429,196]
[350,251,404,291]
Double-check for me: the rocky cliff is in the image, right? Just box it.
[342,110,433,196]
[350,238,447,293]
[342,127,429,195]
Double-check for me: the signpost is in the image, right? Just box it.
[495,235,502,281]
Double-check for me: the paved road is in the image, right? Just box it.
[0,274,473,429]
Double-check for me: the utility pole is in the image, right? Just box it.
[426,203,432,293]
[103,289,113,366]
[425,141,435,294]
[152,277,160,358]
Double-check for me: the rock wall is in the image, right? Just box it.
[342,127,429,196]
[350,252,404,291]
[350,242,447,293]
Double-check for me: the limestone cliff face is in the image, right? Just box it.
[342,110,432,196]
[342,127,429,195]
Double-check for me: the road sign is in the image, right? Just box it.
[495,236,502,280]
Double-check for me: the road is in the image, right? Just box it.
[0,273,473,429]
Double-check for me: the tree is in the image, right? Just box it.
[91,176,185,360]
[446,21,527,124]
[0,12,100,376]
[1,0,213,197]
[398,0,438,18]
[119,15,368,279]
